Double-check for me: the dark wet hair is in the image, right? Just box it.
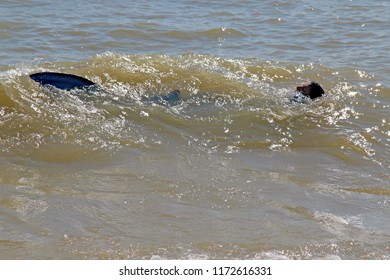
[309,82,325,99]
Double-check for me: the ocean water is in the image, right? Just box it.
[0,0,389,259]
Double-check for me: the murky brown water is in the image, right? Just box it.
[1,0,389,259]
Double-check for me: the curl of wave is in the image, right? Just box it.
[0,53,387,166]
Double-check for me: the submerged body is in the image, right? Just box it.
[30,72,325,104]
[30,71,181,103]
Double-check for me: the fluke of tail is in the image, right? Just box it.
[30,72,95,90]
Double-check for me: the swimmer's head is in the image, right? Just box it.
[296,81,325,99]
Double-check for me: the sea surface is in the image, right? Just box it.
[0,0,389,259]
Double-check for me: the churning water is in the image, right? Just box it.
[0,0,389,259]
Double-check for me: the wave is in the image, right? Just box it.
[0,52,388,166]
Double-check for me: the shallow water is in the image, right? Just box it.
[0,0,389,259]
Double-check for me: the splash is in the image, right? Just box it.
[0,53,387,166]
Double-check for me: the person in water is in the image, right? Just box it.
[30,72,325,103]
[292,81,325,102]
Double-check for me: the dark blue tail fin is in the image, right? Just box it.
[30,72,95,90]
